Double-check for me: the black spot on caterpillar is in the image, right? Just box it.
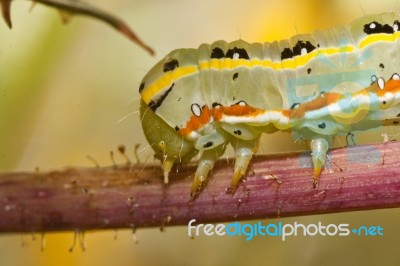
[211,47,225,59]
[363,21,394,34]
[203,141,214,148]
[139,82,145,93]
[148,83,175,111]
[225,47,250,59]
[281,40,316,60]
[163,59,179,72]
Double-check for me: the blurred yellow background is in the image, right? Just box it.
[1,0,400,265]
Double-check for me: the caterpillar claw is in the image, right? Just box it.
[231,167,245,189]
[191,150,217,197]
[230,138,258,189]
[231,148,253,188]
[191,169,209,197]
[310,137,329,188]
[312,166,322,188]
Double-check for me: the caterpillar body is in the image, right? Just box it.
[139,12,400,195]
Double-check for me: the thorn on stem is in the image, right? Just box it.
[59,10,73,24]
[1,0,12,28]
[118,144,132,165]
[1,0,155,56]
[110,151,117,169]
[87,155,100,168]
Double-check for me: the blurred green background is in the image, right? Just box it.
[1,0,400,265]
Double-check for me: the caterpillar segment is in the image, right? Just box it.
[139,12,400,193]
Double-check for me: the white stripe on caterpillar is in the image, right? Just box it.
[139,12,400,196]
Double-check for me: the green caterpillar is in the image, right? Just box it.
[139,12,400,195]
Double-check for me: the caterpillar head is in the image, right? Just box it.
[140,100,198,183]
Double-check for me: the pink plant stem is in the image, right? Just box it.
[0,142,400,232]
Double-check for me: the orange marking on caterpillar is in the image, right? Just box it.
[180,105,212,136]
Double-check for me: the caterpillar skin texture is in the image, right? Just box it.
[139,12,400,195]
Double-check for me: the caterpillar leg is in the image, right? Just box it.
[309,137,329,187]
[161,156,175,184]
[191,145,226,196]
[231,138,259,188]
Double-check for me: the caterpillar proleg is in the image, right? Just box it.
[139,12,400,195]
